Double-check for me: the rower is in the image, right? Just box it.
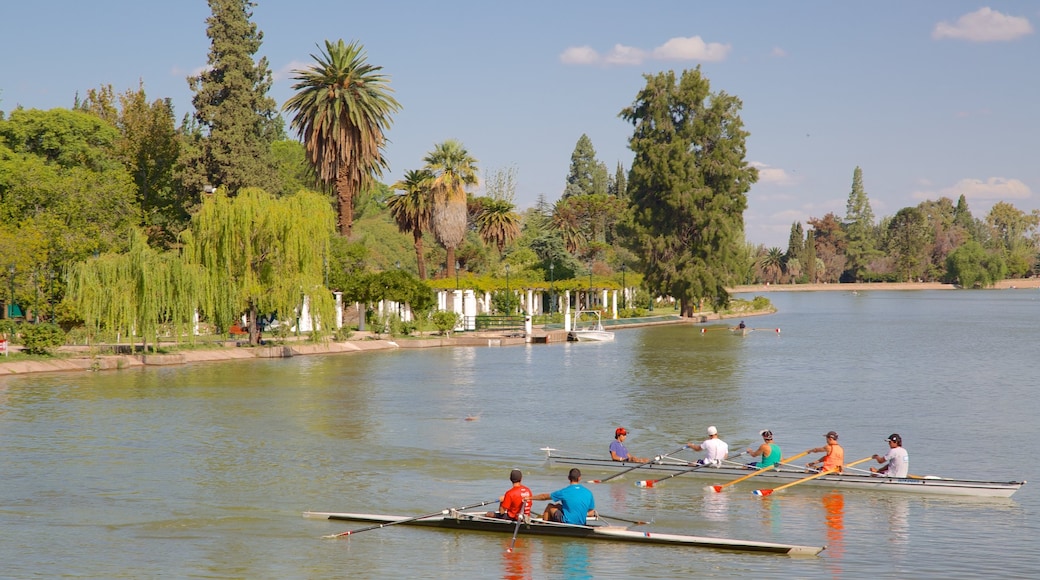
[687,426,729,466]
[531,468,596,525]
[487,469,533,520]
[610,426,648,463]
[746,429,782,469]
[806,431,844,473]
[870,434,909,477]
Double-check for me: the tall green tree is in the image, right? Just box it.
[786,222,805,271]
[181,188,336,345]
[985,201,1040,277]
[179,0,280,198]
[388,169,434,279]
[564,134,601,198]
[843,166,879,281]
[284,39,400,238]
[805,230,818,282]
[424,140,478,278]
[78,83,187,248]
[619,67,757,315]
[887,206,928,281]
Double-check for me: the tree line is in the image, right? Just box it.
[756,166,1039,287]
[2,0,1032,352]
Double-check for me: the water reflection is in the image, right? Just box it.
[559,542,591,580]
[501,537,531,580]
[701,488,731,522]
[822,491,845,576]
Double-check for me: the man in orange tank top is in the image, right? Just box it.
[806,431,845,473]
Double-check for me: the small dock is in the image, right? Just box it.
[528,329,570,344]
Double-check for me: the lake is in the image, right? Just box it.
[0,290,1036,578]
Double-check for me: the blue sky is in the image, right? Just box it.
[2,1,1037,248]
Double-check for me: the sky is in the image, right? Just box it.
[2,1,1038,248]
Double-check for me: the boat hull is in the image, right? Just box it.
[569,330,615,342]
[303,511,823,555]
[546,454,1024,498]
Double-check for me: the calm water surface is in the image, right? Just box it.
[0,290,1036,578]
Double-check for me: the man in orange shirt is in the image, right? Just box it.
[487,469,533,520]
[806,431,845,473]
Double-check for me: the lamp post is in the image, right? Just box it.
[6,264,13,320]
[504,264,511,315]
[549,262,555,315]
[455,261,461,290]
[620,263,626,309]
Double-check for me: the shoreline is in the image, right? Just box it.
[730,278,1035,293]
[2,279,1034,377]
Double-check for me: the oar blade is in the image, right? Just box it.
[708,485,724,493]
[752,488,773,496]
[634,479,657,488]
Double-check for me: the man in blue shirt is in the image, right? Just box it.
[532,468,596,525]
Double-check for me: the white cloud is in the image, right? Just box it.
[750,161,796,186]
[652,36,731,62]
[932,7,1033,42]
[604,44,647,66]
[274,60,311,82]
[560,46,600,65]
[913,177,1032,201]
[560,35,730,66]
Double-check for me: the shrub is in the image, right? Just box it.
[20,323,66,355]
[431,311,461,335]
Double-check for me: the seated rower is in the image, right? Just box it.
[806,431,845,473]
[870,433,909,477]
[486,469,533,520]
[609,426,648,463]
[746,429,782,469]
[531,468,596,525]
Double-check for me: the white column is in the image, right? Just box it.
[611,290,618,319]
[334,292,343,329]
[564,290,572,332]
[526,289,534,315]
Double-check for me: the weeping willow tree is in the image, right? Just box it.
[181,187,336,345]
[67,229,203,352]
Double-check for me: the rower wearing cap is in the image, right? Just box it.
[687,426,729,466]
[747,429,782,469]
[871,434,909,477]
[609,427,648,463]
[486,469,533,520]
[807,431,845,473]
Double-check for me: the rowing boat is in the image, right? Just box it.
[544,451,1025,498]
[303,510,824,556]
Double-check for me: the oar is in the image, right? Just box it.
[589,445,688,484]
[323,498,498,538]
[506,499,528,553]
[707,450,811,493]
[752,457,873,496]
[597,513,653,526]
[635,451,748,488]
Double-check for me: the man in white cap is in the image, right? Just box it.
[687,426,729,466]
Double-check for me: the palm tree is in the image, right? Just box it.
[760,247,785,284]
[424,140,478,277]
[388,169,434,279]
[283,39,400,238]
[475,197,521,255]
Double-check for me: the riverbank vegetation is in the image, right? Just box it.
[2,0,1036,353]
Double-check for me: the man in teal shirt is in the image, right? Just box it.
[532,468,596,525]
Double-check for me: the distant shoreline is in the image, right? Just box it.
[730,278,1036,293]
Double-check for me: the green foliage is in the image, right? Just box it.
[490,289,521,315]
[945,240,1007,288]
[180,0,280,196]
[0,319,17,340]
[431,310,461,335]
[564,134,601,198]
[20,322,65,355]
[843,167,879,282]
[425,140,478,277]
[181,188,336,344]
[619,67,757,315]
